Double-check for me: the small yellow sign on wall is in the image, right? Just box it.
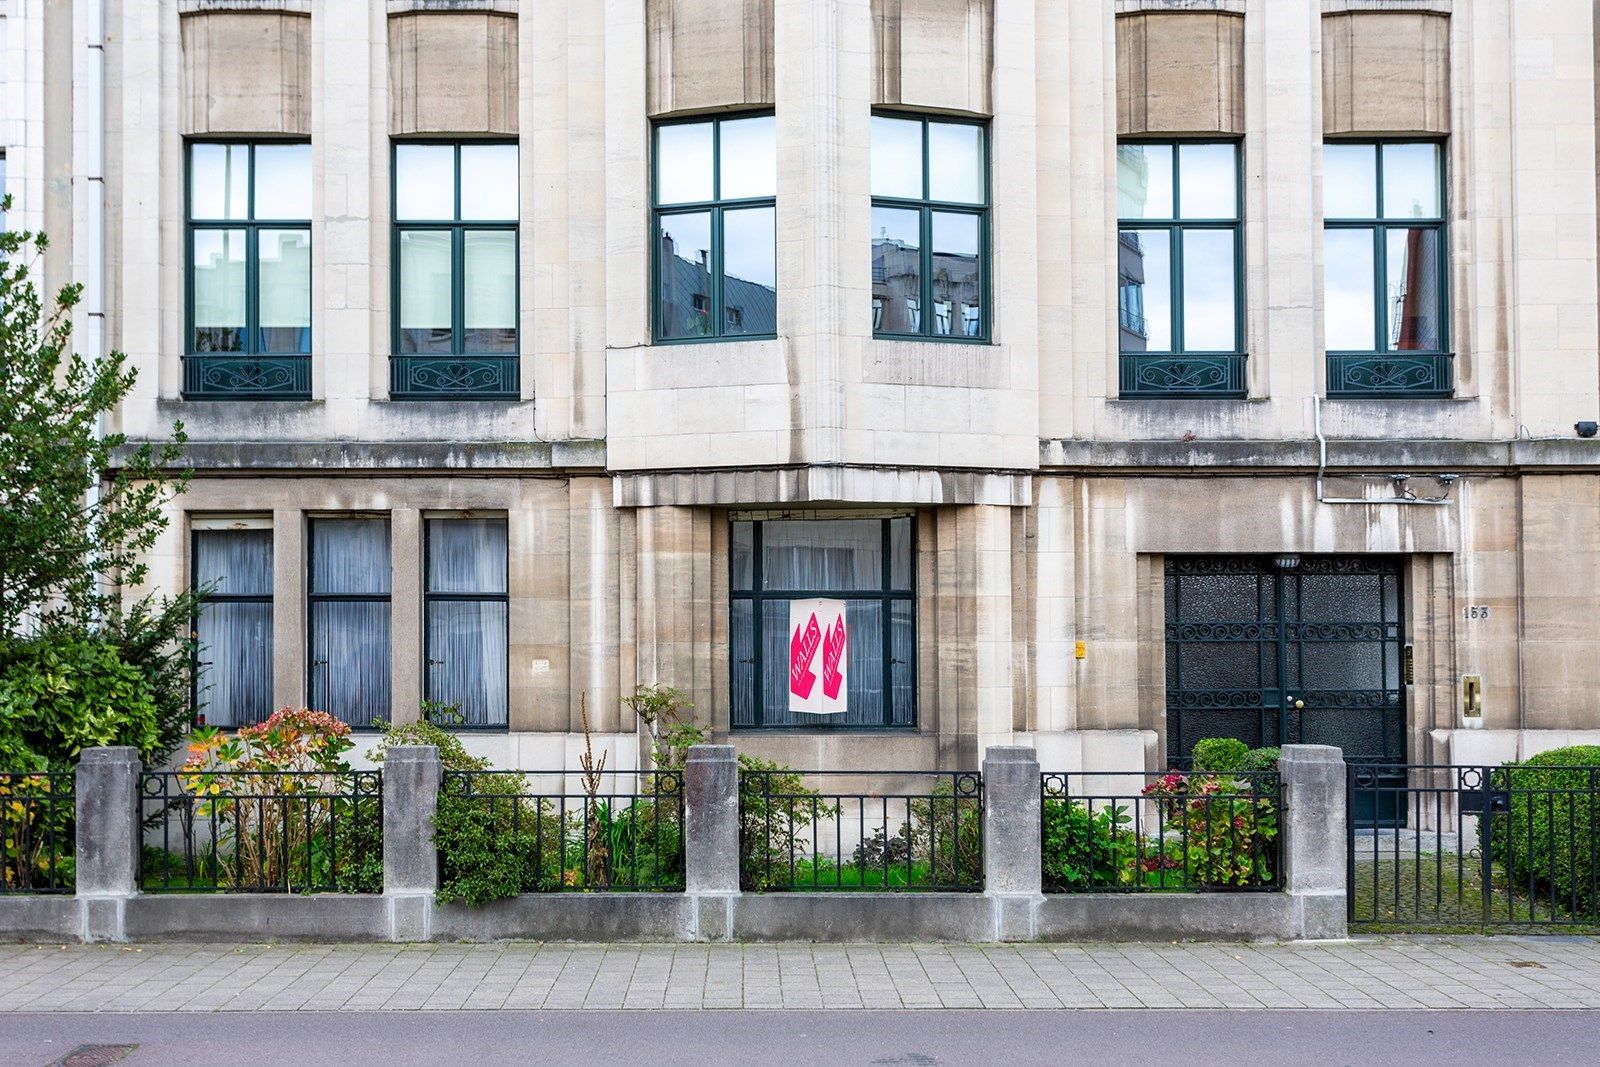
[1075,641,1086,660]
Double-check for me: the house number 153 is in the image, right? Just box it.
[1464,605,1491,620]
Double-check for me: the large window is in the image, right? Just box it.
[308,519,392,728]
[1324,142,1450,397]
[192,528,274,728]
[392,142,519,398]
[424,518,508,729]
[185,142,312,398]
[653,114,777,342]
[1116,141,1243,396]
[730,517,915,730]
[871,115,987,340]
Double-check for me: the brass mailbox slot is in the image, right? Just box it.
[1462,674,1483,719]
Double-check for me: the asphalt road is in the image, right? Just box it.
[6,1010,1597,1067]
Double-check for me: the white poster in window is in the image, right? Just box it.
[788,598,848,715]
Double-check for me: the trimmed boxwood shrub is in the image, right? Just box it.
[1479,745,1600,916]
[1190,737,1250,774]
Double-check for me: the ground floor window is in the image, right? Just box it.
[424,517,508,728]
[730,516,915,729]
[192,527,274,727]
[308,518,392,728]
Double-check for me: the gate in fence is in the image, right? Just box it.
[1347,762,1600,930]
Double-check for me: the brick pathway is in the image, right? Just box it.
[1,938,1597,1012]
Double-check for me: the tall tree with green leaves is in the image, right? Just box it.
[0,203,201,766]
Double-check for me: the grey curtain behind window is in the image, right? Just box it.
[194,530,273,727]
[425,519,508,727]
[310,519,391,727]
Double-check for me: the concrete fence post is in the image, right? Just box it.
[74,746,142,942]
[382,745,441,942]
[684,745,739,939]
[982,746,1042,941]
[1280,744,1348,939]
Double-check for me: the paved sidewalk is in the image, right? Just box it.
[1,937,1598,1013]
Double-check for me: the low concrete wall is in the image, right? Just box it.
[0,896,80,941]
[1035,893,1297,942]
[125,895,390,942]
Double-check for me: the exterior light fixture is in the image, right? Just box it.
[1273,554,1300,571]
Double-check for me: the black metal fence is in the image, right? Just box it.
[438,770,685,892]
[1348,763,1600,929]
[139,770,383,893]
[0,771,75,894]
[738,770,983,892]
[1041,771,1282,893]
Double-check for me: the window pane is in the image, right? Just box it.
[311,519,391,595]
[196,601,273,728]
[890,517,913,590]
[1178,143,1237,219]
[398,230,453,353]
[257,229,311,354]
[1381,143,1441,219]
[730,599,755,725]
[427,518,508,594]
[1118,229,1170,352]
[871,116,923,199]
[656,122,713,205]
[756,600,890,728]
[190,143,248,220]
[722,206,777,336]
[462,230,517,352]
[310,600,391,728]
[1117,143,1173,220]
[656,211,713,339]
[871,206,921,334]
[891,599,915,727]
[395,144,456,220]
[930,211,981,337]
[731,521,754,590]
[426,600,507,727]
[928,122,984,204]
[759,519,883,592]
[1386,227,1443,350]
[254,143,312,220]
[1325,227,1376,351]
[192,228,246,352]
[1324,143,1377,219]
[1181,228,1237,351]
[195,529,274,595]
[460,144,518,221]
[719,115,776,200]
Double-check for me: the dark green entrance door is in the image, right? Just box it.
[1164,556,1405,823]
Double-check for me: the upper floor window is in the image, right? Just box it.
[192,526,274,728]
[392,143,519,398]
[653,114,777,342]
[1324,142,1451,397]
[424,517,509,730]
[308,518,392,728]
[871,115,987,341]
[185,142,312,398]
[1116,141,1243,397]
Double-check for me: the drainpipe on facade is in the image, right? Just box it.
[79,0,108,616]
[1313,396,1456,507]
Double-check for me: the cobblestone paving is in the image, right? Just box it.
[0,938,1597,1012]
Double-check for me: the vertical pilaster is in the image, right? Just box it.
[1280,744,1348,939]
[982,745,1041,941]
[273,507,306,711]
[382,745,441,941]
[391,507,423,725]
[74,747,142,942]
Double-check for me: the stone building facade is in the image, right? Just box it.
[6,0,1599,787]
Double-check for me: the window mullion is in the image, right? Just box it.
[752,521,764,728]
[453,226,465,356]
[1172,222,1185,354]
[245,224,259,356]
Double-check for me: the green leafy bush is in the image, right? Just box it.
[1479,746,1600,916]
[1042,796,1139,889]
[0,635,163,770]
[1142,772,1279,887]
[1190,737,1251,774]
[1242,746,1281,773]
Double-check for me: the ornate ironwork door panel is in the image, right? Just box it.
[1165,557,1405,812]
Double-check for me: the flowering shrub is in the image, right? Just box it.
[1141,771,1278,887]
[171,708,380,892]
[0,771,73,890]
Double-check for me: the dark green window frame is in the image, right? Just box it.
[423,516,510,732]
[871,112,990,343]
[1324,140,1452,399]
[1116,139,1245,398]
[184,140,312,399]
[390,141,520,399]
[729,516,917,731]
[651,112,778,344]
[189,527,274,729]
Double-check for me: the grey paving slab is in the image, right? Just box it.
[2,937,1600,1011]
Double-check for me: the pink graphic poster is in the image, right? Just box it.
[788,599,848,715]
